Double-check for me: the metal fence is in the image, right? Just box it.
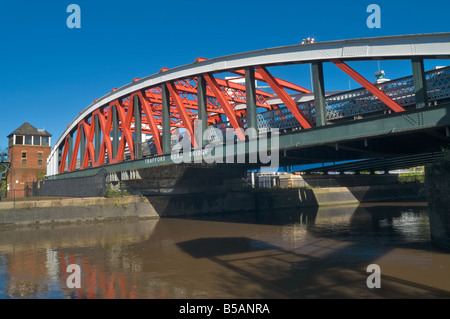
[0,182,41,201]
[40,169,107,197]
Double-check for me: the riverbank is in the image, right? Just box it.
[0,196,159,228]
[0,182,425,227]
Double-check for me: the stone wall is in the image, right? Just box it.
[0,196,158,227]
[1,169,427,227]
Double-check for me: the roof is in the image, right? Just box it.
[7,122,52,138]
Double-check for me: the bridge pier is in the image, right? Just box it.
[425,151,450,250]
[117,163,249,195]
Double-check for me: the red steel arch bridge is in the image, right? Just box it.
[46,33,450,182]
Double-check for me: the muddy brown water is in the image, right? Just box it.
[0,203,449,299]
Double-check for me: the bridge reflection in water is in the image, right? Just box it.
[0,203,449,299]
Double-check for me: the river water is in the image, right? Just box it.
[0,203,449,299]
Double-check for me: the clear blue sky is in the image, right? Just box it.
[0,0,449,148]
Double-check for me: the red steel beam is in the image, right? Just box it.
[114,100,135,162]
[144,85,266,113]
[174,78,273,101]
[256,66,313,129]
[93,109,113,166]
[193,57,309,94]
[215,77,274,97]
[135,91,163,155]
[62,64,304,172]
[331,59,405,113]
[203,73,246,141]
[232,69,311,94]
[58,135,69,174]
[144,90,228,114]
[166,82,198,148]
[69,124,82,172]
[159,65,273,110]
[81,118,96,169]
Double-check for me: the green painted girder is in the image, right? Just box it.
[47,103,450,180]
[279,103,450,150]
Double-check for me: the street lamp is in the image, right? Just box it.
[301,37,315,44]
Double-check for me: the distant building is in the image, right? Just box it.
[6,122,51,197]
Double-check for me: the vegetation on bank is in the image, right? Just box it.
[105,183,130,198]
[398,166,425,183]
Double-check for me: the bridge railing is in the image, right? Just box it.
[324,66,450,122]
[426,66,450,102]
[214,65,450,135]
[256,104,315,134]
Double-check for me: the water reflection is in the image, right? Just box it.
[0,203,449,299]
[0,221,159,299]
[305,205,431,244]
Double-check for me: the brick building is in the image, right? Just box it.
[7,122,51,198]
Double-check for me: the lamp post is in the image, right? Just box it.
[301,37,315,91]
[13,178,16,207]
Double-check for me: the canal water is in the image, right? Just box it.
[0,203,449,299]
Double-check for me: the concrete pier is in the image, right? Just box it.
[426,157,450,249]
[0,196,158,227]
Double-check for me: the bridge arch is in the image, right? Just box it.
[47,33,450,176]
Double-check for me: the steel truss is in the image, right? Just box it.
[48,33,450,175]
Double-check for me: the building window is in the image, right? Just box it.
[42,136,50,146]
[33,135,41,146]
[15,135,23,145]
[25,135,32,145]
[22,151,27,167]
[38,152,43,166]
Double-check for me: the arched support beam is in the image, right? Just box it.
[256,66,314,129]
[203,73,246,141]
[331,59,405,113]
[58,135,69,174]
[93,108,113,166]
[166,81,198,148]
[113,100,135,163]
[135,91,163,156]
